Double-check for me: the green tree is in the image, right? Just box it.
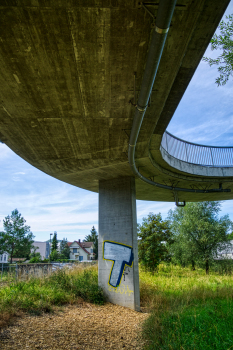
[138,213,174,272]
[60,238,70,259]
[84,226,98,260]
[168,206,197,270]
[50,249,59,262]
[168,202,232,274]
[169,232,198,270]
[0,209,34,263]
[51,232,58,252]
[203,14,233,86]
[29,252,42,263]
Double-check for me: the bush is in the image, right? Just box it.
[47,268,105,305]
[29,256,41,263]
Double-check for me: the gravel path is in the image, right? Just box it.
[0,302,148,350]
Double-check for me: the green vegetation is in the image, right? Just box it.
[140,264,233,350]
[0,209,34,263]
[168,202,232,274]
[0,264,104,329]
[29,249,42,263]
[60,238,70,259]
[138,213,173,272]
[203,14,233,86]
[84,226,98,259]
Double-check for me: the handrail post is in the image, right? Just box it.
[166,132,168,152]
[185,142,188,162]
[210,148,214,167]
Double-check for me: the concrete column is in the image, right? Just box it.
[98,177,140,311]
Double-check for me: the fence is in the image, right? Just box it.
[0,263,53,283]
[161,131,233,167]
[0,261,96,284]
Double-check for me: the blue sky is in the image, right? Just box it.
[1,2,233,242]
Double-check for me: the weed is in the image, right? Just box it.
[0,265,104,329]
[140,264,233,349]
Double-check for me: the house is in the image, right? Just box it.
[80,242,95,260]
[68,240,95,261]
[32,241,50,260]
[0,251,9,263]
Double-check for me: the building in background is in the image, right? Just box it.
[68,240,95,261]
[0,252,9,263]
[80,241,95,259]
[216,240,233,260]
[32,241,50,260]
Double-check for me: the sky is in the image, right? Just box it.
[0,2,233,242]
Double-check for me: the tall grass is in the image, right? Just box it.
[0,264,104,329]
[140,264,233,349]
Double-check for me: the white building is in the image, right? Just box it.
[0,251,9,263]
[32,241,50,260]
[216,240,233,260]
[68,240,95,261]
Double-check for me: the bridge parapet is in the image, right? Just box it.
[161,131,233,168]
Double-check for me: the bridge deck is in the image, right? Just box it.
[0,0,231,202]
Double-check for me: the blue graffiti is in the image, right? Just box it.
[103,241,133,288]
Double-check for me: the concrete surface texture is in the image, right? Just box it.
[98,177,140,311]
[0,0,232,204]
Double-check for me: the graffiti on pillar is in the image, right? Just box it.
[103,240,133,288]
[108,284,134,296]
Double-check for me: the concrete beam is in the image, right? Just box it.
[98,177,140,311]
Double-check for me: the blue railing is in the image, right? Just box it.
[160,131,233,167]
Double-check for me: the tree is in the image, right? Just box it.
[50,249,59,262]
[29,252,42,263]
[0,209,34,263]
[137,213,174,272]
[168,202,232,274]
[51,232,58,252]
[60,238,70,259]
[84,226,98,260]
[168,206,197,270]
[203,14,233,86]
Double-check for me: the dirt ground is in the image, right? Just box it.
[0,302,148,350]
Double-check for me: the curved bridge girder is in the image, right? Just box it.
[0,0,231,203]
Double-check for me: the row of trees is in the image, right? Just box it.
[138,201,232,274]
[1,201,232,273]
[0,209,98,263]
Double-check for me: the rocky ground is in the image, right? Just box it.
[0,302,148,350]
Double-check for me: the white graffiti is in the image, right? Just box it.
[103,241,133,288]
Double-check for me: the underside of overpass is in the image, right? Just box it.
[0,0,232,204]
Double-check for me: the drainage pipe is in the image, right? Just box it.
[128,0,230,195]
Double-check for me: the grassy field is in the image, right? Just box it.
[140,264,233,350]
[0,264,104,328]
[1,263,233,349]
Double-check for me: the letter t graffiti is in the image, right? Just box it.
[103,241,133,288]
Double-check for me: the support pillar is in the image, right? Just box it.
[98,177,140,311]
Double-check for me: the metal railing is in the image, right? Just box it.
[160,131,233,167]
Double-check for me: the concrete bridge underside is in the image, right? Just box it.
[0,0,232,204]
